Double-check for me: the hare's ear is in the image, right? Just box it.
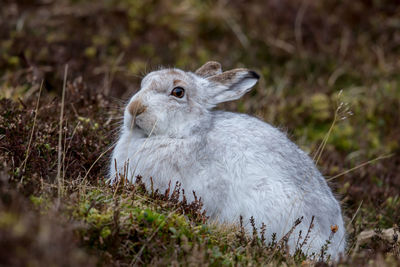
[207,68,259,104]
[195,61,222,78]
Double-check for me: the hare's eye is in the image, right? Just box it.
[171,87,185,98]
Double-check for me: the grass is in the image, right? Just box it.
[0,0,399,265]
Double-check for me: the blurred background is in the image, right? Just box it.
[0,0,400,263]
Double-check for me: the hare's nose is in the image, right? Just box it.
[128,100,146,117]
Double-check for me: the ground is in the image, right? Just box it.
[0,0,399,266]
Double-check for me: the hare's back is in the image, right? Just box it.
[208,111,333,194]
[209,111,308,165]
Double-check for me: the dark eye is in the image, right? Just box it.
[171,87,185,98]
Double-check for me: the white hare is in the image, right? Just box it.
[110,61,346,260]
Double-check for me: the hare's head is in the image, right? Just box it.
[124,61,259,137]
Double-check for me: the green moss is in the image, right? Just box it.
[100,227,112,239]
[84,47,97,58]
[0,212,18,228]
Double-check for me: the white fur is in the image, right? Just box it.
[109,66,346,260]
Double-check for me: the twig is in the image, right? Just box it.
[313,90,352,165]
[313,111,338,165]
[20,80,43,182]
[327,154,394,182]
[83,143,116,181]
[57,65,68,198]
[104,52,125,95]
[223,15,250,49]
[17,97,27,109]
[113,160,128,199]
[62,121,69,188]
[268,217,303,262]
[63,121,81,178]
[299,216,315,250]
[294,0,309,52]
[343,200,363,255]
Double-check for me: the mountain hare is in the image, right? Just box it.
[110,61,346,259]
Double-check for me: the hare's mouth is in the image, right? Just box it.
[129,117,141,131]
[129,118,150,137]
[128,121,148,138]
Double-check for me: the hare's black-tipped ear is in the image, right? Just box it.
[207,68,259,104]
[195,61,222,78]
